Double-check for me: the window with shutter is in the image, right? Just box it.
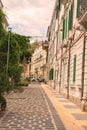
[49,70,51,80]
[62,19,65,41]
[65,17,67,38]
[73,55,76,83]
[68,9,71,32]
[56,5,59,19]
[51,68,54,80]
[76,0,80,18]
[49,68,54,80]
[70,4,73,29]
[68,4,73,31]
[59,0,61,10]
[48,32,50,42]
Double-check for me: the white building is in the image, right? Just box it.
[48,0,87,111]
[30,41,48,82]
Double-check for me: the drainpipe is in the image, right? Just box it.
[81,34,86,101]
[54,5,60,90]
[67,40,71,99]
[67,0,74,98]
[59,46,63,93]
[54,30,59,90]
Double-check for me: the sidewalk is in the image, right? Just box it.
[41,83,87,130]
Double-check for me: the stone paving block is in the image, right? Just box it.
[72,113,87,120]
[63,105,79,108]
[82,126,87,130]
[0,83,66,130]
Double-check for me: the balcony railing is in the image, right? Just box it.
[78,0,87,28]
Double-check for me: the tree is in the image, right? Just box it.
[0,9,32,110]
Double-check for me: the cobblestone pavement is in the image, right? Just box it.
[0,83,65,130]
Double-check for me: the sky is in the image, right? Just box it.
[2,0,55,41]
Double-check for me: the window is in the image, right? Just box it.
[49,68,54,80]
[73,55,76,83]
[59,0,61,10]
[65,17,67,38]
[62,19,65,41]
[51,68,54,80]
[56,5,59,19]
[76,0,80,18]
[55,70,58,80]
[62,4,73,41]
[48,32,50,42]
[68,4,73,31]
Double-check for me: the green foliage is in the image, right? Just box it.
[0,8,32,96]
[0,94,6,111]
[20,51,31,63]
[0,95,6,103]
[0,9,7,46]
[10,33,31,64]
[25,77,30,83]
[18,77,30,87]
[18,81,29,86]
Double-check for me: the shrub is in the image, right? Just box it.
[25,77,30,83]
[0,95,7,111]
[18,81,29,86]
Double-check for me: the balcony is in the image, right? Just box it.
[78,0,87,29]
[40,64,46,69]
[42,41,49,50]
[62,37,68,48]
[62,0,68,5]
[63,42,68,48]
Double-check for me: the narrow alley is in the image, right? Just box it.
[0,83,65,130]
[0,83,87,130]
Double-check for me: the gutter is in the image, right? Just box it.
[67,41,71,99]
[81,34,86,100]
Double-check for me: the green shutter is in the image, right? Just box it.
[68,4,73,31]
[49,69,51,80]
[59,0,61,10]
[50,69,52,80]
[68,9,70,32]
[76,0,80,18]
[64,17,67,38]
[48,32,50,42]
[56,5,59,19]
[51,68,54,80]
[73,55,76,83]
[62,16,69,40]
[67,10,70,33]
[49,70,50,80]
[62,19,65,41]
[65,17,67,38]
[49,69,54,80]
[70,4,73,30]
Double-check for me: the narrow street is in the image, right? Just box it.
[0,83,65,130]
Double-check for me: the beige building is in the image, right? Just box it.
[47,0,87,111]
[30,41,48,82]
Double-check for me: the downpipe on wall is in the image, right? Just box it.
[81,33,87,111]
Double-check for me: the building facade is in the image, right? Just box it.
[48,0,87,111]
[30,41,48,82]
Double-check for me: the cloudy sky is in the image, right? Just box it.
[2,0,55,40]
